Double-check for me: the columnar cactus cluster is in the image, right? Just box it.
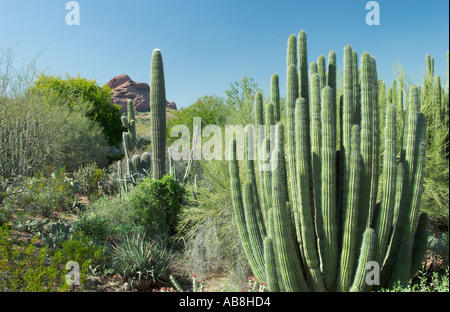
[0,118,41,179]
[229,31,429,291]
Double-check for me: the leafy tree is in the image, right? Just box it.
[30,74,124,146]
[225,76,263,125]
[167,95,228,144]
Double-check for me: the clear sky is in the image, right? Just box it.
[1,0,448,109]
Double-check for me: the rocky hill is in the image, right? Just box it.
[105,74,177,112]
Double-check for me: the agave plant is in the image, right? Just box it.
[111,231,173,291]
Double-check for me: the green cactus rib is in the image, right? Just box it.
[287,34,297,68]
[294,97,326,292]
[271,121,309,292]
[374,104,397,265]
[369,56,380,228]
[285,63,300,234]
[261,137,273,225]
[379,162,405,282]
[338,124,361,292]
[270,74,281,122]
[266,208,285,291]
[229,138,266,283]
[244,125,267,240]
[264,236,281,292]
[411,212,429,276]
[243,181,267,284]
[407,113,427,236]
[352,50,361,127]
[320,86,338,291]
[349,228,375,292]
[357,52,374,246]
[326,50,337,109]
[318,55,326,92]
[150,48,167,180]
[339,45,353,237]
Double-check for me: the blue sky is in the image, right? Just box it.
[0,0,448,109]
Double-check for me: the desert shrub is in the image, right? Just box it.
[29,73,124,147]
[111,230,173,291]
[177,160,251,287]
[1,91,109,179]
[2,169,77,217]
[427,233,449,270]
[129,174,185,235]
[380,267,449,292]
[74,212,112,243]
[2,48,109,178]
[60,232,106,271]
[0,223,67,292]
[72,163,106,198]
[78,175,185,240]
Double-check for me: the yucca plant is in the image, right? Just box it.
[111,231,173,291]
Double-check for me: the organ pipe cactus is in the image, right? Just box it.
[229,31,428,292]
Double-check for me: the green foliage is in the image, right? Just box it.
[225,76,263,125]
[3,169,77,217]
[75,212,111,242]
[380,267,449,292]
[72,163,106,198]
[167,95,228,144]
[176,162,251,287]
[30,73,124,146]
[60,232,106,270]
[427,233,449,269]
[111,231,173,291]
[130,175,185,235]
[0,224,67,292]
[1,91,109,178]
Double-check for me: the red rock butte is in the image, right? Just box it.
[104,74,177,112]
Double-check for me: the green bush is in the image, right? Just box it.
[176,160,251,288]
[380,267,449,292]
[76,191,138,241]
[0,224,67,292]
[130,175,185,235]
[3,169,77,217]
[29,74,125,147]
[60,232,106,270]
[1,91,109,179]
[72,163,106,198]
[77,175,185,240]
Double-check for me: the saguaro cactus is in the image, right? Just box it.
[150,48,167,180]
[122,99,137,150]
[229,31,428,292]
